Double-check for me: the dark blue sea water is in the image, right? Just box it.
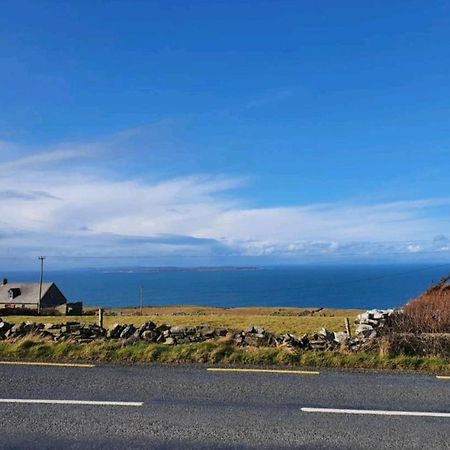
[3,264,450,310]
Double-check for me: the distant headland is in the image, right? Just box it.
[98,266,264,274]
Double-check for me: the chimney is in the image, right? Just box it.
[1,278,7,286]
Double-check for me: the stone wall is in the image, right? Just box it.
[0,309,394,351]
[355,309,394,339]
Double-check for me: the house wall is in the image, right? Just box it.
[0,303,38,310]
[41,284,67,308]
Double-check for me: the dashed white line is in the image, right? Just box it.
[207,368,319,375]
[0,399,143,407]
[301,407,450,418]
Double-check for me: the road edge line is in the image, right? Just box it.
[0,361,95,368]
[301,407,450,418]
[0,399,142,406]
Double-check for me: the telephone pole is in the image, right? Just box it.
[38,256,45,315]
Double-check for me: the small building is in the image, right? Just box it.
[0,279,68,312]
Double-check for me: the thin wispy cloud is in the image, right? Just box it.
[0,148,89,171]
[245,89,293,109]
[0,190,61,201]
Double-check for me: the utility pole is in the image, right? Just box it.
[38,256,45,315]
[139,285,144,316]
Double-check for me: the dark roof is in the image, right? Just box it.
[0,282,54,304]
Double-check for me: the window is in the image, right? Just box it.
[8,288,20,300]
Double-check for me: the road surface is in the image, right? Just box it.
[0,362,449,449]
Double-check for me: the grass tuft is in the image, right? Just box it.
[0,339,449,373]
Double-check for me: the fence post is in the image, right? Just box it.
[345,317,352,339]
[98,308,104,329]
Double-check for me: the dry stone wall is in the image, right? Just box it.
[0,309,395,351]
[355,309,394,339]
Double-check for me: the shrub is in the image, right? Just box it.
[390,275,450,333]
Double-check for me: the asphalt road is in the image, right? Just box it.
[0,362,449,449]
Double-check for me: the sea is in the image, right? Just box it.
[3,264,450,310]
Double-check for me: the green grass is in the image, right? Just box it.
[1,338,449,373]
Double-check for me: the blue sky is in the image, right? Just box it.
[1,0,450,268]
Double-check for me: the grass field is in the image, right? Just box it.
[4,306,363,336]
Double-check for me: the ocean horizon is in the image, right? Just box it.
[3,263,450,310]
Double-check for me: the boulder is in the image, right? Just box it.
[309,340,328,350]
[142,321,157,330]
[356,324,377,339]
[196,325,215,338]
[185,327,197,336]
[0,320,12,335]
[10,322,26,336]
[132,329,142,339]
[170,326,186,336]
[107,324,124,339]
[214,328,228,337]
[141,330,158,342]
[333,332,349,344]
[119,325,136,339]
[318,327,335,341]
[155,324,170,333]
[162,329,171,338]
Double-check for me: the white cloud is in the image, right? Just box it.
[407,244,422,253]
[0,141,449,265]
[197,199,450,243]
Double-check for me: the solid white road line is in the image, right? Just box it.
[207,368,320,375]
[301,407,450,418]
[0,361,95,368]
[0,399,143,407]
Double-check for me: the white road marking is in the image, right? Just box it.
[0,399,143,407]
[301,407,450,418]
[0,361,95,368]
[207,368,319,375]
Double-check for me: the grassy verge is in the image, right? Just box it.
[1,338,449,373]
